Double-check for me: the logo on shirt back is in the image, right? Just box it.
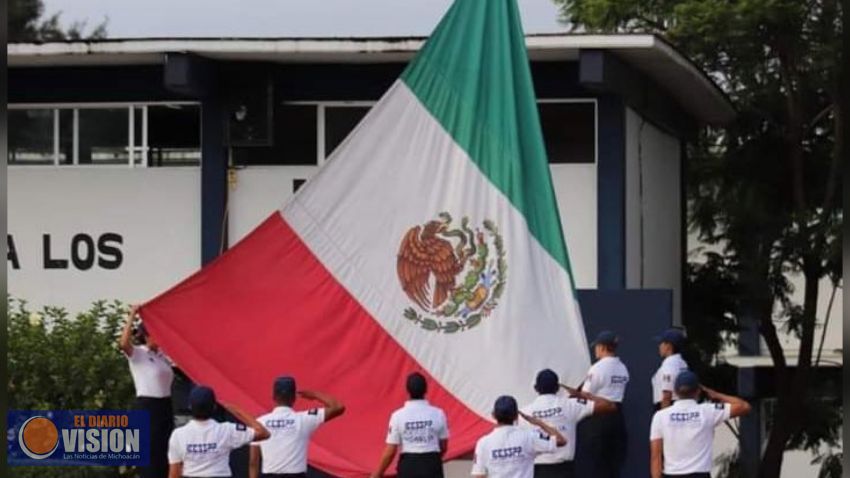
[265,419,296,430]
[186,443,217,454]
[492,446,523,460]
[531,407,562,419]
[611,375,628,384]
[404,420,433,430]
[402,420,437,444]
[670,412,701,423]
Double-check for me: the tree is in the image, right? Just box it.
[9,0,106,43]
[552,1,844,477]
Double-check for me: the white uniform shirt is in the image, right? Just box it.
[584,356,630,402]
[652,354,688,404]
[520,392,594,463]
[649,399,731,474]
[386,400,449,454]
[125,345,174,398]
[471,425,558,478]
[168,419,256,477]
[252,406,325,474]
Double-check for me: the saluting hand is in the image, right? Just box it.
[519,411,541,427]
[297,390,317,400]
[559,383,581,397]
[520,411,567,446]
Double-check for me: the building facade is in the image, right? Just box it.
[19,34,829,477]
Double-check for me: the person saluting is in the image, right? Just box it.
[168,385,270,478]
[250,376,345,478]
[471,395,567,478]
[649,371,751,478]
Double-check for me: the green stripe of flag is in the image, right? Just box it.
[401,0,574,278]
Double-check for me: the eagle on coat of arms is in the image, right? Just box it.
[396,212,507,333]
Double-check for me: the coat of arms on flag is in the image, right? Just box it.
[397,212,507,333]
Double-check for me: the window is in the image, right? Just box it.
[325,106,370,156]
[231,99,597,167]
[78,108,130,165]
[9,109,56,165]
[538,101,597,164]
[232,102,373,167]
[147,105,202,166]
[8,103,201,167]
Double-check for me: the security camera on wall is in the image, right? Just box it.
[224,77,274,147]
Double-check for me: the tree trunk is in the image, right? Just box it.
[758,316,792,478]
[757,259,822,478]
[760,406,793,478]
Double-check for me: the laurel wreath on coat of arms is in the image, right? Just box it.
[396,212,507,333]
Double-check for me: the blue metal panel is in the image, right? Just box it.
[9,66,191,103]
[596,96,626,289]
[200,97,228,265]
[575,288,673,478]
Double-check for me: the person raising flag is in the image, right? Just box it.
[119,304,175,478]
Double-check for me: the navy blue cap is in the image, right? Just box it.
[674,370,699,392]
[273,376,297,397]
[592,330,619,347]
[655,328,686,346]
[534,369,559,394]
[493,395,518,416]
[189,385,216,411]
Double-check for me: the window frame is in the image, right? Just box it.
[283,100,376,166]
[9,101,201,168]
[284,98,598,166]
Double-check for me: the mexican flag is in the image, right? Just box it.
[141,0,590,475]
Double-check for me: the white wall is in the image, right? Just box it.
[549,164,597,288]
[7,167,201,312]
[228,166,319,243]
[776,276,843,359]
[227,163,598,289]
[625,108,682,324]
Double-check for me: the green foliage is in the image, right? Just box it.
[9,0,107,43]
[681,252,739,392]
[683,252,739,362]
[784,378,843,452]
[7,298,136,478]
